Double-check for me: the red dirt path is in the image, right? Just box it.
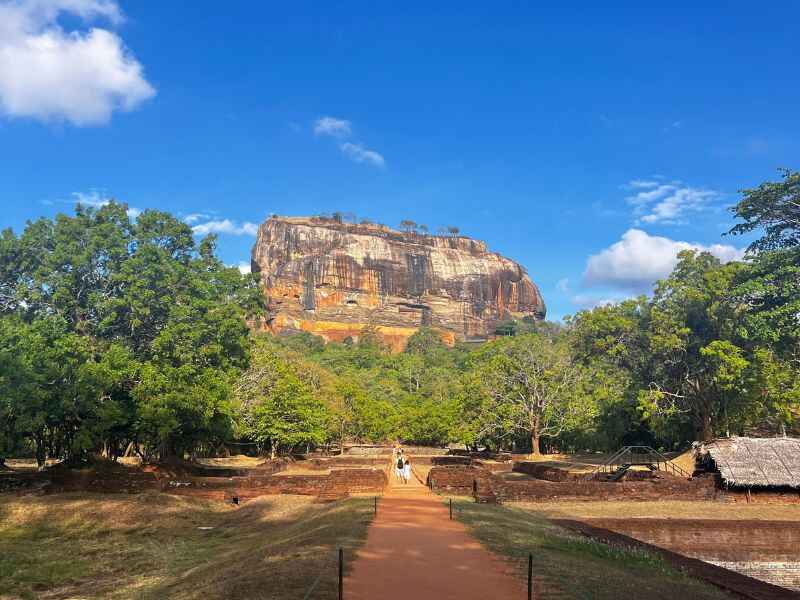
[345,471,524,600]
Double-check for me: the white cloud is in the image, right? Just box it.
[191,219,259,237]
[583,228,745,292]
[340,142,385,167]
[0,0,155,126]
[314,116,351,138]
[624,179,719,225]
[183,212,212,225]
[313,115,385,168]
[70,190,140,218]
[236,261,251,275]
[570,294,626,310]
[556,278,570,293]
[628,179,661,189]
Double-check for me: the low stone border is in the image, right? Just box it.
[553,519,797,600]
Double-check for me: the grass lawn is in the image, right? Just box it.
[450,499,732,600]
[513,499,800,521]
[0,492,374,600]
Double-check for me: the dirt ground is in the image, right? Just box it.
[346,470,524,599]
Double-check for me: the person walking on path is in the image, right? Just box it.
[395,452,405,483]
[403,457,412,484]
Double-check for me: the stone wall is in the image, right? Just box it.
[343,445,449,456]
[167,468,388,503]
[585,518,800,592]
[4,459,387,503]
[512,462,581,482]
[718,488,800,504]
[427,465,716,502]
[556,519,798,599]
[427,466,494,495]
[710,561,800,592]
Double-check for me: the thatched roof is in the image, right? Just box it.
[698,436,800,488]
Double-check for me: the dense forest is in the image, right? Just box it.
[0,170,798,467]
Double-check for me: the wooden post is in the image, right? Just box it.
[449,498,453,520]
[374,496,377,515]
[338,548,343,600]
[528,553,533,600]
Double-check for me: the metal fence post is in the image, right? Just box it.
[449,498,452,520]
[374,496,377,515]
[338,547,344,600]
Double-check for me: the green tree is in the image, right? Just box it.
[236,338,327,457]
[728,168,800,251]
[471,333,596,455]
[641,251,749,441]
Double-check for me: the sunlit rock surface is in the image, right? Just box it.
[251,216,546,349]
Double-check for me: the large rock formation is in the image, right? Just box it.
[251,216,545,349]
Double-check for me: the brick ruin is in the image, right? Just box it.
[426,458,800,594]
[574,518,800,593]
[5,448,800,593]
[1,456,389,503]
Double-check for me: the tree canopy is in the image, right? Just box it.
[1,169,798,464]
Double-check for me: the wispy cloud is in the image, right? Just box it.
[314,116,352,138]
[183,212,213,224]
[623,179,720,225]
[313,115,386,168]
[236,261,251,274]
[340,142,385,167]
[191,219,259,237]
[582,228,745,293]
[61,190,141,218]
[0,0,155,126]
[570,294,627,310]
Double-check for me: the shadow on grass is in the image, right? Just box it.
[0,491,374,600]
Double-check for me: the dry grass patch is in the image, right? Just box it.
[451,500,732,600]
[513,499,800,521]
[195,455,268,469]
[0,492,373,600]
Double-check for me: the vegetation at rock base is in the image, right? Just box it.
[1,169,799,464]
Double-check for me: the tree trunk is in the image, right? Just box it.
[697,409,714,442]
[123,441,135,458]
[530,431,542,457]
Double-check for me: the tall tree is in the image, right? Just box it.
[471,333,596,455]
[235,337,328,457]
[729,168,800,251]
[641,251,750,441]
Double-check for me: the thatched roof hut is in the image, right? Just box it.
[697,436,800,488]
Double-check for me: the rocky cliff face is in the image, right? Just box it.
[251,216,546,349]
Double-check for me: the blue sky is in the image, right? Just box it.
[1,1,798,319]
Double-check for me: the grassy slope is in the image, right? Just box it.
[451,499,732,600]
[0,493,373,600]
